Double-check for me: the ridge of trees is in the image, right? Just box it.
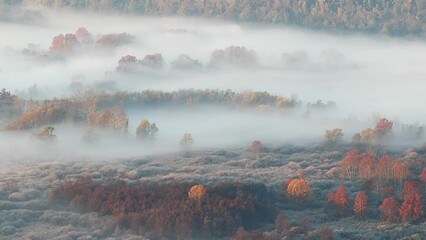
[9,0,426,37]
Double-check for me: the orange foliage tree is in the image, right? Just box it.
[286,178,312,200]
[353,191,368,219]
[333,186,350,215]
[380,197,400,223]
[188,185,207,201]
[340,150,361,181]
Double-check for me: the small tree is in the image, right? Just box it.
[180,132,194,146]
[391,161,410,185]
[324,128,343,147]
[250,140,262,160]
[136,119,158,140]
[286,178,312,201]
[188,185,206,201]
[353,192,368,219]
[333,186,350,216]
[275,213,290,236]
[37,125,56,142]
[340,150,361,181]
[380,197,400,223]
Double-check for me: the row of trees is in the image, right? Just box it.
[5,89,298,130]
[14,0,426,36]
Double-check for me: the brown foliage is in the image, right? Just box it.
[48,178,275,239]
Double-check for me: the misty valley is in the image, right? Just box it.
[0,2,425,240]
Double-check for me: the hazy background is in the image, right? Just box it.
[0,8,425,161]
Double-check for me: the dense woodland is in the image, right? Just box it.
[4,0,426,36]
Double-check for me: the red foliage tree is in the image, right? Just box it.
[420,167,426,183]
[380,197,400,223]
[353,192,368,219]
[333,186,350,215]
[359,152,375,180]
[375,118,393,137]
[50,33,79,52]
[401,181,420,198]
[340,149,362,181]
[376,155,394,182]
[391,161,410,184]
[400,193,424,222]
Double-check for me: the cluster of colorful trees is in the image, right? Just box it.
[45,27,133,54]
[352,118,394,146]
[12,0,426,36]
[48,178,275,239]
[336,149,425,223]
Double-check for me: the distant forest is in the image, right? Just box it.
[6,0,426,36]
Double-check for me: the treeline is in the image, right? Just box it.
[48,178,275,239]
[5,89,299,130]
[11,0,426,36]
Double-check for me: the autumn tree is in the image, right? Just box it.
[376,155,394,182]
[400,193,424,222]
[140,53,164,69]
[172,54,202,70]
[353,192,368,219]
[50,33,79,53]
[375,118,393,139]
[324,128,343,147]
[275,213,290,236]
[401,181,420,198]
[75,27,93,43]
[359,152,375,180]
[117,55,138,72]
[286,178,312,201]
[250,140,262,160]
[380,197,400,223]
[391,161,410,185]
[136,119,158,140]
[188,185,206,201]
[37,125,57,142]
[361,128,376,144]
[333,186,350,216]
[180,132,194,146]
[420,167,426,183]
[340,149,361,181]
